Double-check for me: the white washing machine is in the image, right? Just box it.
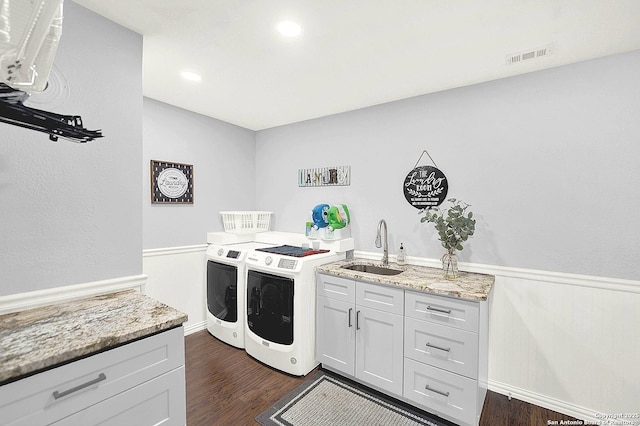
[206,241,275,348]
[244,245,345,376]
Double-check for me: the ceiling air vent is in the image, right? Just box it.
[506,44,552,65]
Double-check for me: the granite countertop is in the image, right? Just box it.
[317,258,494,301]
[0,290,188,385]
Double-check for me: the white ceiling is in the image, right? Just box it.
[73,0,640,131]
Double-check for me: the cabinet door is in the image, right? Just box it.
[316,295,355,375]
[355,306,403,396]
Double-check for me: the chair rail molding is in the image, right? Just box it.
[0,274,148,315]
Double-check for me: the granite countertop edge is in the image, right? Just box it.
[0,290,188,385]
[316,258,495,302]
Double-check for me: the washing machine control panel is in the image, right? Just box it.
[278,258,298,269]
[227,250,240,259]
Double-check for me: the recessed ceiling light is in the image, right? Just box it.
[180,71,202,82]
[276,20,302,37]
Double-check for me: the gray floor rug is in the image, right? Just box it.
[256,370,455,426]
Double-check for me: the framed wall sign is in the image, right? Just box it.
[298,165,350,187]
[150,160,194,204]
[403,165,448,209]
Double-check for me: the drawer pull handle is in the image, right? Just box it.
[426,342,451,352]
[425,384,450,397]
[426,305,452,314]
[348,308,353,327]
[53,373,107,400]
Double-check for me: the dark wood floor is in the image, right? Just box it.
[185,330,581,425]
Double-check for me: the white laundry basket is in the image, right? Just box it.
[220,211,272,234]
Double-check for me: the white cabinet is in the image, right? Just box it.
[404,291,488,426]
[0,326,186,426]
[316,274,404,396]
[316,273,490,426]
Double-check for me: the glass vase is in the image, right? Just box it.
[441,249,458,280]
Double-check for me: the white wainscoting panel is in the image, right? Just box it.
[354,251,640,422]
[488,275,640,423]
[0,275,147,315]
[142,245,208,335]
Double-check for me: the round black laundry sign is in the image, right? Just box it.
[403,166,448,209]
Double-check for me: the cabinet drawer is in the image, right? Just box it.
[317,274,355,303]
[0,327,184,426]
[356,281,404,315]
[52,366,186,426]
[405,291,479,332]
[405,317,478,379]
[404,358,477,426]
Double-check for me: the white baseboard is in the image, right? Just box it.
[489,380,599,423]
[184,320,207,336]
[0,274,148,315]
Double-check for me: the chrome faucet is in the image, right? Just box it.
[375,219,388,266]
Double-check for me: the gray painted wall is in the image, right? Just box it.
[0,2,143,296]
[256,50,640,280]
[3,1,636,299]
[142,98,256,249]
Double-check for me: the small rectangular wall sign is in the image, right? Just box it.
[150,160,194,204]
[298,166,350,187]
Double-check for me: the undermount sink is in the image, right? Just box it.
[341,264,403,276]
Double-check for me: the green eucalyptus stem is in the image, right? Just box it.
[420,198,476,252]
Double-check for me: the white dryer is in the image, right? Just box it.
[206,241,274,348]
